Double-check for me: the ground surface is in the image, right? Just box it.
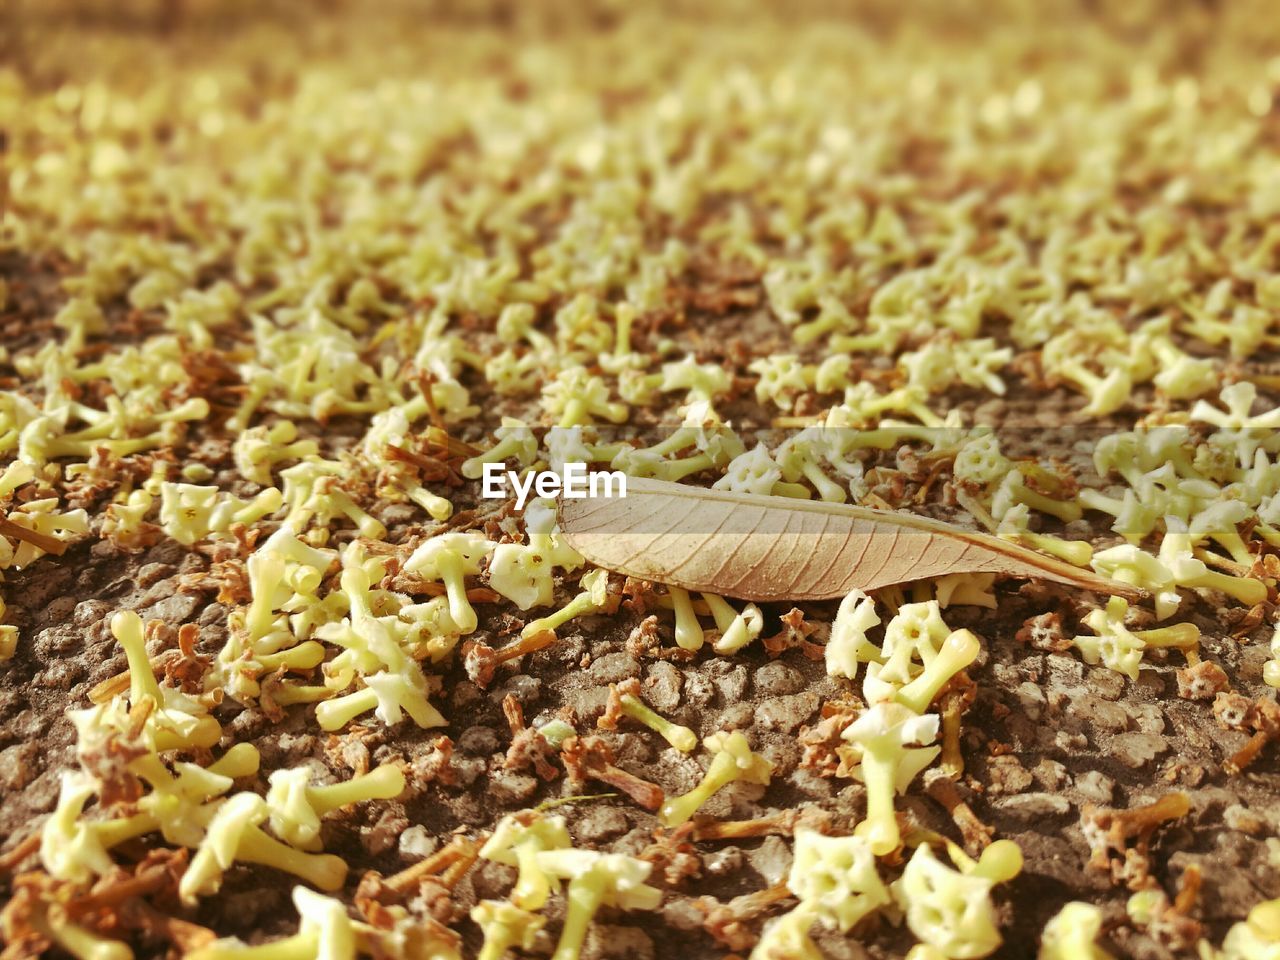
[3,2,1280,959]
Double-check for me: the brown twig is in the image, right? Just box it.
[1082,792,1190,890]
[381,835,477,895]
[0,834,40,876]
[1214,691,1280,774]
[120,899,217,953]
[384,443,454,482]
[562,736,664,811]
[1174,864,1202,915]
[937,677,976,778]
[384,572,501,602]
[698,883,795,952]
[462,629,557,689]
[0,516,67,555]
[924,771,993,854]
[438,839,480,890]
[502,694,560,781]
[414,370,445,433]
[73,853,185,914]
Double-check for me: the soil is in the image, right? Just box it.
[3,3,1280,959]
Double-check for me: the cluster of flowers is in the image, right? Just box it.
[6,0,1280,956]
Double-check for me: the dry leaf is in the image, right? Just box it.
[558,477,1143,602]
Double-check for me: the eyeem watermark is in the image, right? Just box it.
[482,462,627,510]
